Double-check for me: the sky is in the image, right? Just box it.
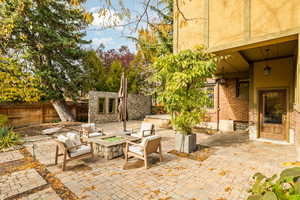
[83,0,142,52]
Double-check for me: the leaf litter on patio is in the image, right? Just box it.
[168,145,215,162]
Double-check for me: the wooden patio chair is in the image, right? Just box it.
[55,133,94,171]
[80,123,104,138]
[130,122,155,138]
[124,135,163,169]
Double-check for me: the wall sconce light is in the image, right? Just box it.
[264,65,271,76]
[219,78,226,85]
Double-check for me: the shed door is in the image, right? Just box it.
[259,90,287,141]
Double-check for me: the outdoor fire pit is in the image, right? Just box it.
[84,134,140,160]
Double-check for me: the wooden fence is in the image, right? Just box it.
[0,102,88,127]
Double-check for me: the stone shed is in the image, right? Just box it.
[88,91,152,123]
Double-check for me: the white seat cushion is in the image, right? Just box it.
[141,135,161,146]
[57,135,67,143]
[67,132,81,146]
[128,146,144,155]
[57,135,74,150]
[88,132,103,137]
[69,145,91,157]
[131,133,140,138]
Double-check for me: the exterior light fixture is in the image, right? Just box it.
[219,78,226,85]
[264,65,271,75]
[218,66,226,85]
[263,48,271,76]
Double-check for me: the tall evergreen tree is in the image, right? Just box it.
[0,0,92,121]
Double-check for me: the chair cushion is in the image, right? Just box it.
[69,145,91,157]
[67,132,81,146]
[131,133,140,138]
[57,135,75,152]
[128,145,144,155]
[88,132,103,137]
[141,135,161,146]
[57,135,67,143]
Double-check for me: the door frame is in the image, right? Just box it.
[256,87,290,141]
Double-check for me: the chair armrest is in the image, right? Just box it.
[126,140,144,147]
[141,129,152,137]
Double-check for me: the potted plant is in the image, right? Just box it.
[150,46,217,153]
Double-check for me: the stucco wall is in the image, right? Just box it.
[174,0,207,52]
[209,0,245,47]
[88,91,152,124]
[174,0,300,52]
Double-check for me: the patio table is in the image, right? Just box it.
[83,134,140,160]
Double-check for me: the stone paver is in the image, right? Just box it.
[6,121,298,200]
[0,168,47,199]
[20,187,61,200]
[0,150,23,164]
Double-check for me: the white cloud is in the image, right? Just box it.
[90,8,123,29]
[89,6,100,13]
[91,37,113,47]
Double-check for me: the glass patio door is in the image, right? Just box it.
[259,90,287,141]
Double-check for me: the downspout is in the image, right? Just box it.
[217,80,220,131]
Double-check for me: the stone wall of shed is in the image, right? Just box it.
[88,91,151,123]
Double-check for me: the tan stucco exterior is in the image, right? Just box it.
[174,0,300,144]
[174,0,300,53]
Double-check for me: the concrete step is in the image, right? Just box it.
[144,114,171,129]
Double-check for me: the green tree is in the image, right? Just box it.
[105,60,123,92]
[0,57,45,103]
[130,0,174,95]
[151,47,218,134]
[0,0,92,121]
[82,50,106,92]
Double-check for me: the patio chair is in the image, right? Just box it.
[55,132,94,171]
[124,135,162,169]
[80,123,104,138]
[130,122,155,138]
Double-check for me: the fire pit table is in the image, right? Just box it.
[84,134,140,160]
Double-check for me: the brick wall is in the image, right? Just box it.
[206,79,249,122]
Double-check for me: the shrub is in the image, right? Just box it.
[0,126,21,149]
[248,167,300,200]
[0,114,8,126]
[150,47,218,134]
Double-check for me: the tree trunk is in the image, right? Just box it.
[52,100,76,122]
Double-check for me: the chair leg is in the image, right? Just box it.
[159,143,163,162]
[144,156,148,169]
[125,152,128,162]
[55,145,59,165]
[62,152,67,171]
[90,143,94,160]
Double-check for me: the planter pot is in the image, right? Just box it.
[174,133,197,153]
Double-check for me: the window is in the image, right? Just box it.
[98,98,105,114]
[236,79,249,100]
[108,98,116,114]
[206,87,215,109]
